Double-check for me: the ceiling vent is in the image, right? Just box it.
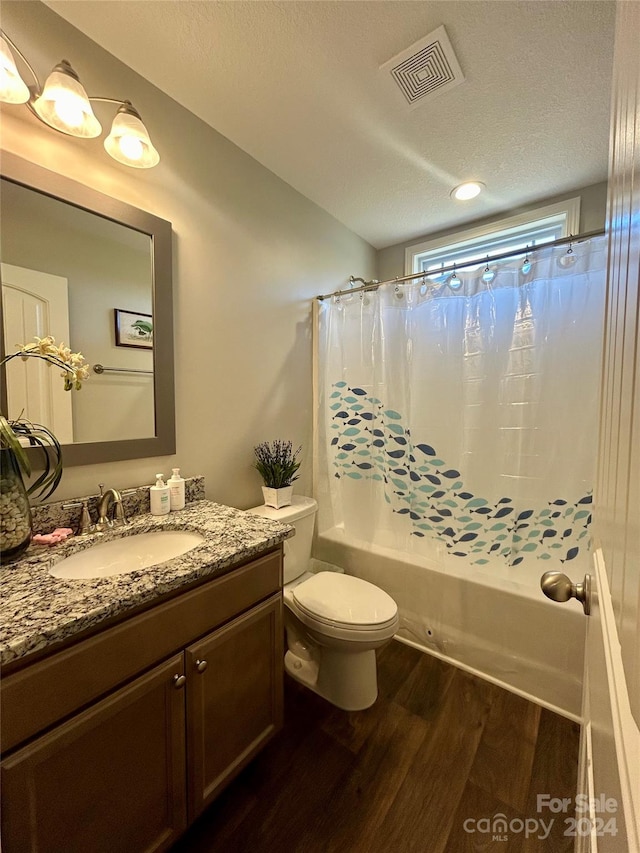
[380,26,464,110]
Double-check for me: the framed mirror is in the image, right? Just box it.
[0,152,175,466]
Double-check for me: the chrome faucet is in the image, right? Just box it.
[96,484,129,531]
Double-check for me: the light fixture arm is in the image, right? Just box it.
[89,96,133,108]
[88,98,145,122]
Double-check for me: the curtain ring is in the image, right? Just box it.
[559,236,577,267]
[482,257,495,283]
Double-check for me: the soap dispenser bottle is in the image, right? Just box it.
[150,473,170,516]
[168,467,185,511]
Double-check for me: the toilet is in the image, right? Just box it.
[247,496,399,711]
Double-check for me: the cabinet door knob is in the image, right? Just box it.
[173,674,187,689]
[195,659,208,673]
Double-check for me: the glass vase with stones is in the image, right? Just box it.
[0,447,33,562]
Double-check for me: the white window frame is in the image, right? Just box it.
[405,198,581,275]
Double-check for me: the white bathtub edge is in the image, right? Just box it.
[393,634,583,724]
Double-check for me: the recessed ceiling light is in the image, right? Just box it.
[451,181,485,201]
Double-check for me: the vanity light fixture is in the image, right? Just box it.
[0,30,159,168]
[451,181,485,201]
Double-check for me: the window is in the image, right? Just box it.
[405,198,581,280]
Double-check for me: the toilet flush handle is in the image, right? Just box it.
[195,659,208,673]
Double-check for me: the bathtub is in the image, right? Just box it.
[314,525,586,720]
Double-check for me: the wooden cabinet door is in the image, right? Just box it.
[185,594,283,819]
[1,654,188,853]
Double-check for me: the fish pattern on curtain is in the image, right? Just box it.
[329,381,592,566]
[318,237,607,569]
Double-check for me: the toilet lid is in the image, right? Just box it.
[292,572,397,626]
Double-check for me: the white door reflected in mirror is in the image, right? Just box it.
[1,263,74,443]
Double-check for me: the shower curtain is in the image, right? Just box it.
[316,236,607,573]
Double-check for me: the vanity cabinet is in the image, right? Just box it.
[2,654,188,853]
[186,598,282,819]
[0,549,284,853]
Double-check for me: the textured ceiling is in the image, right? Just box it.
[45,1,615,249]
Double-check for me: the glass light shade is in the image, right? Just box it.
[104,107,160,168]
[0,36,30,104]
[33,62,101,138]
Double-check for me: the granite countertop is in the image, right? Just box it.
[0,500,294,667]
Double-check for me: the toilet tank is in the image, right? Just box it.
[246,496,317,584]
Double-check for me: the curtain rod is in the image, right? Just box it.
[316,228,606,301]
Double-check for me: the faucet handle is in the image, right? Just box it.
[62,500,94,535]
[78,501,94,534]
[98,483,105,497]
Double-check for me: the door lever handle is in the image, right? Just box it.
[540,571,591,615]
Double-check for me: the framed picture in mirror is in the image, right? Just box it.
[115,309,153,349]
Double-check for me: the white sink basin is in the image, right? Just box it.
[49,530,205,580]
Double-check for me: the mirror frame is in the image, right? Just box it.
[0,151,175,466]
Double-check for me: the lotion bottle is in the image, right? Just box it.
[168,467,186,511]
[150,473,170,515]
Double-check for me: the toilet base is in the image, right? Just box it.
[284,646,378,711]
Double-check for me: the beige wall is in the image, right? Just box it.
[377,181,608,281]
[0,1,376,508]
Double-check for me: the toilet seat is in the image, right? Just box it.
[291,572,398,630]
[284,592,399,645]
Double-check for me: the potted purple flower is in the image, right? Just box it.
[254,440,301,509]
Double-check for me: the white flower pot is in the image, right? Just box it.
[262,486,293,509]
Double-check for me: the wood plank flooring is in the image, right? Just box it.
[171,640,579,853]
